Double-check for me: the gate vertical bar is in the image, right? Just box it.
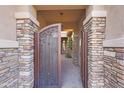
[58,24,61,87]
[81,31,85,87]
[81,31,88,88]
[34,32,40,87]
[84,32,88,88]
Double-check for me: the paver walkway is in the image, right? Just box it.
[61,55,83,88]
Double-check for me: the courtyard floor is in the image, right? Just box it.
[61,55,83,88]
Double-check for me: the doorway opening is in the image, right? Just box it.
[34,5,88,88]
[61,31,82,88]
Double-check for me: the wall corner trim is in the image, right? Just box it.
[15,12,39,26]
[0,39,19,48]
[103,38,124,47]
[83,10,107,25]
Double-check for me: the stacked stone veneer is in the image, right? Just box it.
[0,48,19,88]
[16,18,38,87]
[83,17,106,87]
[72,32,80,66]
[104,48,124,88]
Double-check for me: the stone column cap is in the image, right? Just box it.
[15,12,39,26]
[83,10,107,25]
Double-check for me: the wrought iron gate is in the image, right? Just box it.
[34,24,61,88]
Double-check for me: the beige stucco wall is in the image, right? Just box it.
[62,22,78,32]
[37,15,47,29]
[86,5,124,40]
[16,5,37,18]
[0,6,17,40]
[105,5,124,40]
[37,15,78,31]
[47,22,78,32]
[0,5,37,41]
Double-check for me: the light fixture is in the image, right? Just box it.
[60,12,63,16]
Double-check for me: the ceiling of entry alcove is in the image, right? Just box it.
[34,5,87,10]
[34,5,87,31]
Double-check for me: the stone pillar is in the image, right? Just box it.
[104,48,124,88]
[72,32,80,66]
[16,18,38,87]
[83,17,106,87]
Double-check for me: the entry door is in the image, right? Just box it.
[34,24,61,88]
[81,31,88,88]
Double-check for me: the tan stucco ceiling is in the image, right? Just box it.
[37,9,85,23]
[34,5,87,10]
[36,5,86,32]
